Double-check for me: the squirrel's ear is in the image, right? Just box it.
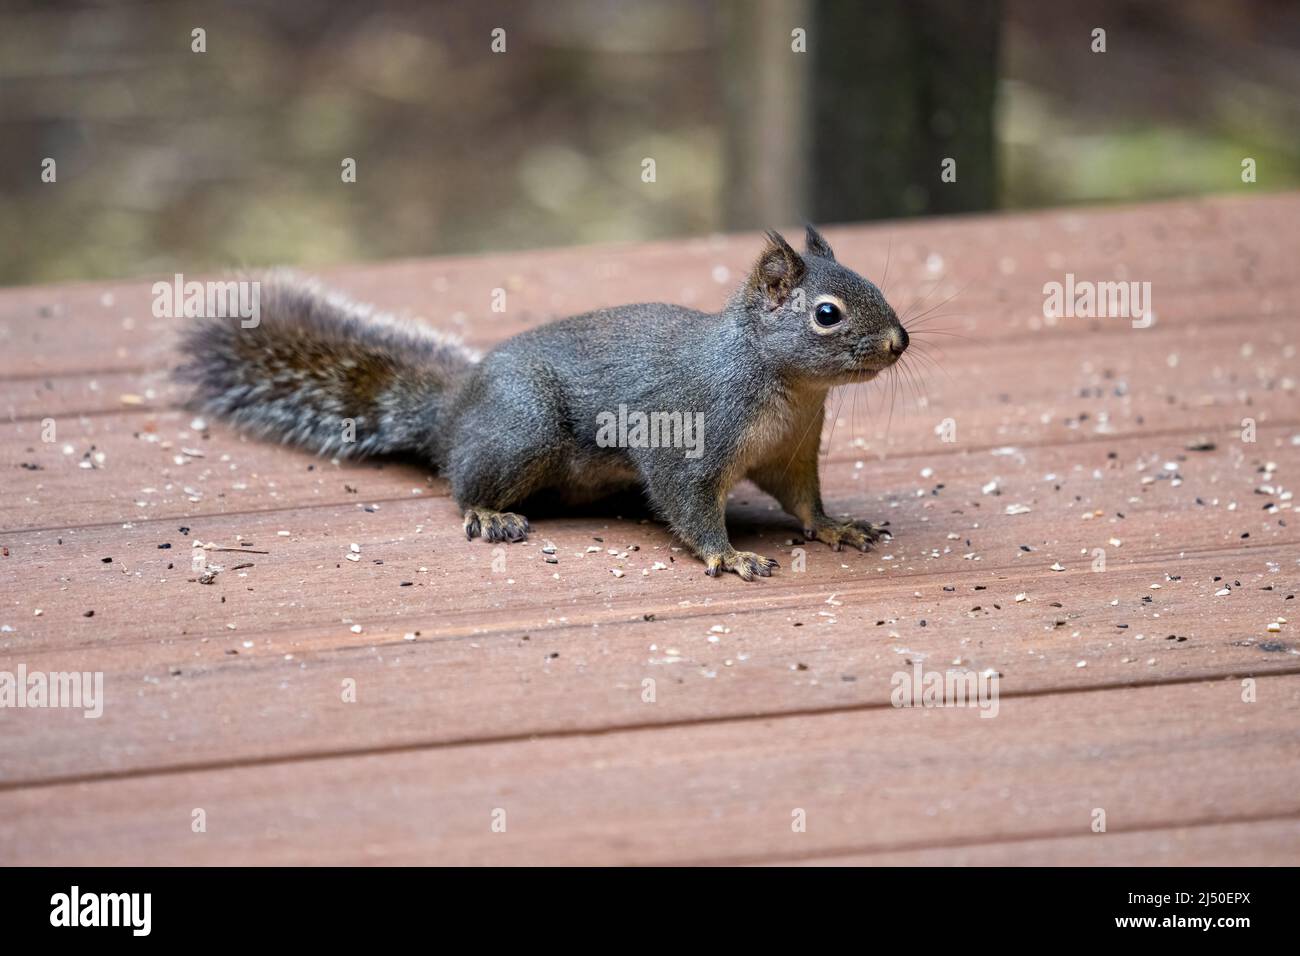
[804,224,835,260]
[751,230,806,309]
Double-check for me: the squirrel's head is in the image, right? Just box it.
[740,226,907,387]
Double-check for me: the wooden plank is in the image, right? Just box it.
[3,421,1294,650]
[1,194,1296,379]
[3,296,1295,431]
[0,409,440,532]
[780,817,1300,866]
[2,377,1294,529]
[2,675,1296,865]
[2,194,1297,864]
[4,396,1295,786]
[1,541,1293,786]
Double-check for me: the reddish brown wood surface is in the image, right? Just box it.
[1,194,1297,864]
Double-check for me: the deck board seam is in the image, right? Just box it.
[3,667,1297,794]
[4,537,1294,661]
[3,297,1297,387]
[4,418,1297,537]
[696,808,1300,867]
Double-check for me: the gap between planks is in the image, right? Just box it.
[705,809,1300,867]
[4,665,1296,794]
[4,535,1294,662]
[3,416,1296,536]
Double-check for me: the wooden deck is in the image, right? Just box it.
[1,194,1298,866]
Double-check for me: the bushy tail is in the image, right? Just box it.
[175,273,478,458]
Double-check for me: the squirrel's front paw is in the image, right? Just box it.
[703,549,779,581]
[805,518,886,552]
[463,507,531,543]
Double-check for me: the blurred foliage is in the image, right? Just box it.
[1000,0,1300,206]
[1,0,1297,286]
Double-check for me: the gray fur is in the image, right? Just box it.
[176,272,478,459]
[175,229,909,579]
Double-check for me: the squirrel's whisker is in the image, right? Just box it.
[906,336,955,365]
[904,347,945,392]
[820,387,848,460]
[905,348,948,386]
[780,385,834,479]
[845,386,859,447]
[904,343,956,374]
[902,280,970,327]
[905,312,968,330]
[907,328,970,341]
[884,366,899,439]
[896,350,928,411]
[879,237,894,299]
[898,283,937,325]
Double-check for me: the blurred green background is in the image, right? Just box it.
[2,0,1297,286]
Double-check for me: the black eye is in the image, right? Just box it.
[814,302,843,327]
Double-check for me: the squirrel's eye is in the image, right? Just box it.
[814,302,843,327]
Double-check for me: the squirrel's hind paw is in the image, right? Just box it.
[704,549,779,581]
[463,507,531,543]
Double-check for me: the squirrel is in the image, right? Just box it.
[176,226,909,580]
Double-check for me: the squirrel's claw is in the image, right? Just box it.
[806,519,887,553]
[704,549,779,581]
[463,507,530,543]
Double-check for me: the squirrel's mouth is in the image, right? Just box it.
[833,365,885,385]
[823,345,902,385]
[853,351,901,376]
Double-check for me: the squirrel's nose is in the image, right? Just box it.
[889,326,909,356]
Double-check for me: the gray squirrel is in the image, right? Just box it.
[176,226,909,580]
